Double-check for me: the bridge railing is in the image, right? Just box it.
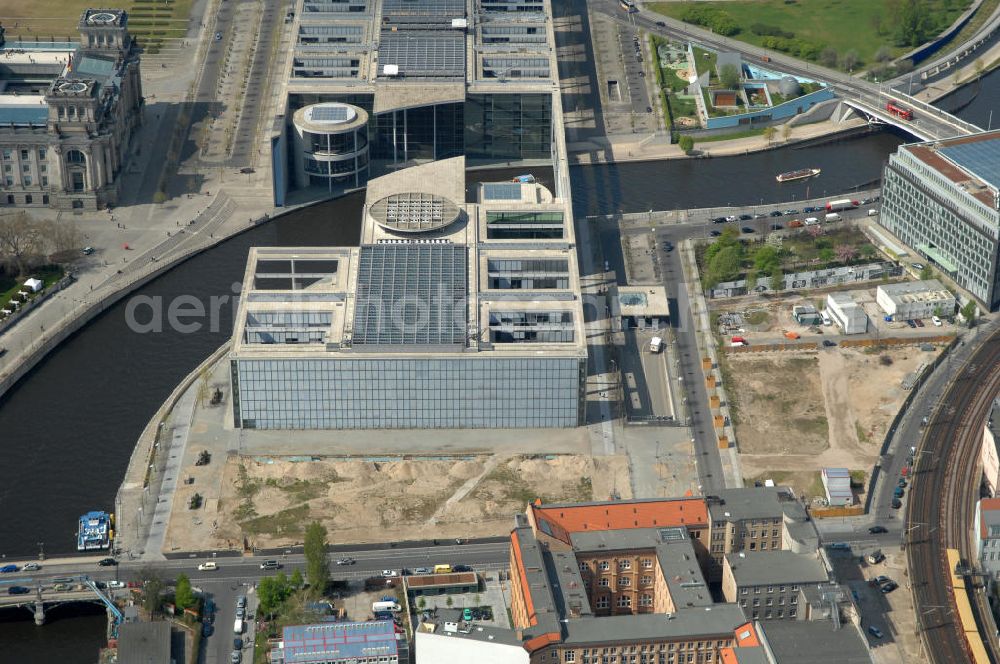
[892,91,985,134]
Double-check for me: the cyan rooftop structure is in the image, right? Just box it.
[271,621,399,664]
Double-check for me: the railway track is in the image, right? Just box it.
[907,328,1000,663]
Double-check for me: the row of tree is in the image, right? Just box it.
[0,211,82,276]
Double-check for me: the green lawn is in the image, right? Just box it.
[0,265,63,311]
[649,0,970,70]
[694,127,768,142]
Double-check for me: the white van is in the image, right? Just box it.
[372,600,402,613]
[824,213,841,222]
[867,209,878,216]
[821,311,832,326]
[804,217,820,225]
[649,336,663,353]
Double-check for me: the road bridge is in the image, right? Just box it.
[596,1,984,141]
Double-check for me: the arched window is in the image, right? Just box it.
[66,150,86,165]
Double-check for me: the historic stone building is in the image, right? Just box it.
[0,9,142,210]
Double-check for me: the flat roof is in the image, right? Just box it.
[117,622,172,664]
[369,192,462,234]
[406,571,477,588]
[938,133,1000,196]
[878,279,953,302]
[725,551,828,587]
[905,130,1000,210]
[278,621,398,663]
[759,620,872,664]
[708,487,801,522]
[562,605,747,645]
[378,31,466,79]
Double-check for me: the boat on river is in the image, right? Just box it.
[776,168,821,183]
[77,511,113,551]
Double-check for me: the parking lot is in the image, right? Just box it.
[590,13,657,135]
[620,328,676,421]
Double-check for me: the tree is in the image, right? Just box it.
[874,45,892,63]
[417,597,427,610]
[291,568,304,589]
[40,219,82,258]
[763,126,777,145]
[446,596,454,608]
[782,123,793,142]
[818,247,835,262]
[705,245,742,287]
[678,135,695,154]
[835,244,858,263]
[919,264,934,280]
[174,573,195,611]
[753,245,781,273]
[719,63,741,90]
[961,300,978,327]
[258,573,291,617]
[807,224,825,238]
[139,568,165,617]
[769,265,784,291]
[0,211,44,276]
[840,50,860,73]
[819,47,839,68]
[304,521,329,596]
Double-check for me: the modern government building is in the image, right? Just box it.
[271,0,559,204]
[878,129,1000,311]
[230,0,588,430]
[0,9,143,210]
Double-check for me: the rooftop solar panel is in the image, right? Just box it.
[352,244,468,346]
[483,183,522,200]
[310,106,350,122]
[938,136,1000,193]
[382,0,465,15]
[377,31,465,78]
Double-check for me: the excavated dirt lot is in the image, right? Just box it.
[728,346,939,479]
[166,454,630,551]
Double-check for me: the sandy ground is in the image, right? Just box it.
[166,454,630,551]
[731,346,938,478]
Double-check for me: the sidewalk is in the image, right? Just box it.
[568,117,868,165]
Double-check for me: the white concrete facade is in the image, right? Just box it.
[876,279,956,321]
[825,293,867,335]
[415,627,530,664]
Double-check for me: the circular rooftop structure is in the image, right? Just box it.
[87,11,118,25]
[293,102,368,135]
[779,76,802,97]
[370,192,462,234]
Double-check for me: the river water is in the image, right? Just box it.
[1,68,997,660]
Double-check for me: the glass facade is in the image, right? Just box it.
[465,93,552,161]
[372,103,464,163]
[233,357,584,429]
[880,148,1000,310]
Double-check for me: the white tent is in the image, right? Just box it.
[23,278,43,293]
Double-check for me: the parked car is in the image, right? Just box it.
[898,478,907,488]
[754,213,766,219]
[782,209,799,215]
[202,623,214,638]
[932,315,942,326]
[822,340,837,347]
[412,567,432,575]
[880,581,899,593]
[336,557,355,565]
[911,262,925,270]
[98,558,117,567]
[869,575,892,587]
[803,206,816,213]
[915,319,924,327]
[230,651,241,664]
[891,498,902,509]
[8,586,30,595]
[739,214,753,221]
[234,637,244,650]
[108,580,126,589]
[81,246,95,255]
[656,20,666,26]
[52,583,70,592]
[260,560,281,570]
[215,31,223,41]
[0,564,19,573]
[381,569,399,578]
[770,223,783,231]
[741,226,755,234]
[769,210,783,217]
[867,551,885,565]
[21,563,40,571]
[868,626,884,639]
[711,216,727,223]
[725,215,738,222]
[453,564,473,572]
[868,525,888,534]
[827,542,850,550]
[463,607,474,621]
[198,562,218,571]
[709,230,722,237]
[906,319,916,328]
[788,219,803,228]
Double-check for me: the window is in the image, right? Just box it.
[639,594,652,607]
[761,542,768,550]
[791,585,799,591]
[779,585,785,592]
[739,599,747,607]
[789,608,797,617]
[753,598,760,607]
[754,587,761,594]
[749,542,756,550]
[766,598,773,606]
[599,561,610,571]
[22,164,30,173]
[6,194,13,204]
[619,560,632,570]
[599,577,610,587]
[66,149,86,165]
[38,148,46,160]
[765,611,772,619]
[790,596,798,604]
[4,178,12,187]
[41,176,48,187]
[740,588,748,595]
[42,194,49,204]
[618,576,631,587]
[40,165,46,173]
[772,540,779,549]
[2,149,11,160]
[3,165,10,173]
[596,595,610,609]
[23,176,31,186]
[580,562,589,572]
[642,559,654,568]
[20,150,28,161]
[766,586,774,593]
[565,652,576,663]
[641,575,653,585]
[617,595,632,608]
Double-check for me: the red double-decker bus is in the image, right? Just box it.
[886,102,914,121]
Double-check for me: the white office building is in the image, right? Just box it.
[876,279,956,321]
[825,293,867,334]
